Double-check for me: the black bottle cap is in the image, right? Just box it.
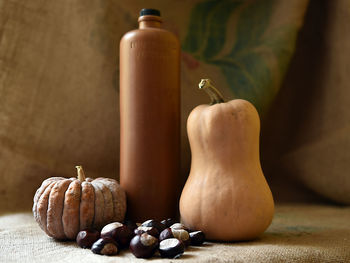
[140,8,161,17]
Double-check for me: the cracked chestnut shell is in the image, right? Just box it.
[91,237,119,255]
[129,233,158,258]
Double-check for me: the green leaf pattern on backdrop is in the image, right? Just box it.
[183,0,298,112]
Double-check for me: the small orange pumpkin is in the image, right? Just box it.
[33,166,126,240]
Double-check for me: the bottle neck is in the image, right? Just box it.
[138,15,162,29]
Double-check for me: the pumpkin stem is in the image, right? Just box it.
[198,79,225,105]
[76,165,86,181]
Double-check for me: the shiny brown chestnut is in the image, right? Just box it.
[159,228,191,246]
[141,219,166,233]
[134,226,159,238]
[91,237,119,255]
[161,218,178,228]
[189,231,206,246]
[159,238,185,258]
[76,229,100,248]
[129,233,159,258]
[159,228,173,241]
[101,222,133,248]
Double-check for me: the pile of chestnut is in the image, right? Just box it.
[76,218,205,259]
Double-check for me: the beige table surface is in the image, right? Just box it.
[1,204,349,263]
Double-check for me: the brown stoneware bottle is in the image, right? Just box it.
[119,9,180,221]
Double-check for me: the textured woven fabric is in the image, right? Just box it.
[1,204,349,262]
[261,0,350,204]
[0,0,309,213]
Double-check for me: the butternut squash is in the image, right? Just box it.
[179,79,274,241]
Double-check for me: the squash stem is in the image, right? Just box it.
[76,165,86,181]
[198,79,225,105]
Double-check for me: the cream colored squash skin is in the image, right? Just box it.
[179,79,274,241]
[33,166,126,240]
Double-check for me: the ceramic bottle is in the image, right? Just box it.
[119,9,180,221]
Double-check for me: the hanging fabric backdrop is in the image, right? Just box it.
[1,0,349,213]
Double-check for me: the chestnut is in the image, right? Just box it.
[129,233,158,258]
[76,229,100,248]
[134,226,159,238]
[189,231,206,246]
[170,222,189,231]
[161,218,178,228]
[91,237,119,255]
[141,219,166,233]
[101,222,133,248]
[159,238,185,258]
[159,228,191,246]
[159,228,173,241]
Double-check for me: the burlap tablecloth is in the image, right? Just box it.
[1,204,349,263]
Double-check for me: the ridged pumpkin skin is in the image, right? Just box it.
[179,86,274,241]
[32,167,126,240]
